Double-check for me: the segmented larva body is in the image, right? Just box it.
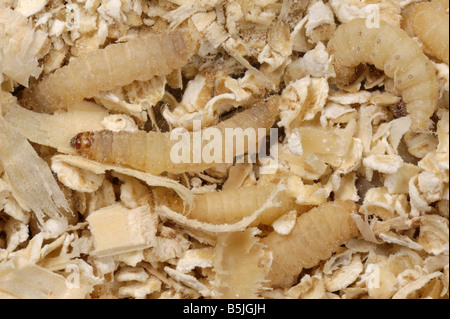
[327,19,439,130]
[262,200,359,287]
[188,184,302,225]
[22,30,197,113]
[71,100,278,175]
[402,0,449,65]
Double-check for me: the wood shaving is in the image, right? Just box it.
[0,0,448,299]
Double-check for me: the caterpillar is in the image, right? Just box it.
[186,183,306,226]
[327,18,439,130]
[402,0,449,65]
[70,99,279,175]
[21,29,198,113]
[262,200,359,287]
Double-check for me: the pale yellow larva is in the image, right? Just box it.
[22,29,197,113]
[402,0,449,65]
[262,200,359,287]
[327,18,439,130]
[71,99,279,175]
[187,183,307,225]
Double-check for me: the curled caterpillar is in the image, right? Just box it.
[71,99,279,175]
[262,200,359,287]
[327,18,439,130]
[21,29,197,113]
[402,0,449,65]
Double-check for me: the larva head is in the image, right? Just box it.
[393,100,407,118]
[70,132,95,151]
